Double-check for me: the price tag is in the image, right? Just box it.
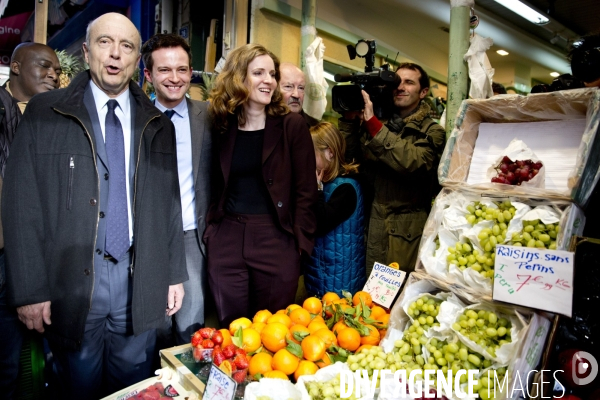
[363,262,407,308]
[493,245,574,317]
[202,364,237,400]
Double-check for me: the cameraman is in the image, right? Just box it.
[340,63,446,274]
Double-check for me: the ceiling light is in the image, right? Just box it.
[496,50,509,56]
[492,0,549,25]
[550,72,560,77]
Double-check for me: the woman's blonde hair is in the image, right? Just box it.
[310,122,359,183]
[208,43,288,133]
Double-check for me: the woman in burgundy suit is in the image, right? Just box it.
[205,44,318,327]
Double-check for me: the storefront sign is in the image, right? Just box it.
[363,262,406,308]
[493,245,574,317]
[203,364,237,400]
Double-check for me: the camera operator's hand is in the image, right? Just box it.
[361,90,375,121]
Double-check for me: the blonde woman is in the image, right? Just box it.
[205,44,317,327]
[306,122,365,297]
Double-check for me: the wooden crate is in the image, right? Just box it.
[160,344,206,395]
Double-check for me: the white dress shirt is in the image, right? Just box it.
[155,99,197,231]
[90,81,134,244]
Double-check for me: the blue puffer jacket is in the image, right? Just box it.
[305,176,365,296]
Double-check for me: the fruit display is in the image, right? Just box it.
[491,156,543,186]
[224,290,391,384]
[451,309,512,359]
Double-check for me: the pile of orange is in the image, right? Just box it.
[229,290,391,383]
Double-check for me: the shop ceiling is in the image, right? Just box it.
[360,0,598,83]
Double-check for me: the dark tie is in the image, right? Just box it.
[105,99,130,262]
[164,109,176,119]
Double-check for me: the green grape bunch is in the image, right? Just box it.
[473,367,509,400]
[508,219,559,250]
[464,201,515,227]
[305,374,358,400]
[425,338,491,382]
[447,239,495,279]
[451,309,512,359]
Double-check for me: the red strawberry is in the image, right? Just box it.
[222,344,236,359]
[191,331,203,347]
[201,339,215,348]
[213,351,227,366]
[212,330,224,345]
[234,348,247,357]
[233,354,249,369]
[199,327,215,339]
[232,368,247,384]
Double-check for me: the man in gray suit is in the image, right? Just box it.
[142,34,211,345]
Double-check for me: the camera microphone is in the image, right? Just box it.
[334,73,355,82]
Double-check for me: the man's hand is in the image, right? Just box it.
[361,90,375,121]
[17,301,51,333]
[166,283,185,316]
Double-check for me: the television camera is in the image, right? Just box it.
[332,39,398,119]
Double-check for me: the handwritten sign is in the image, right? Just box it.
[493,245,574,317]
[203,364,237,400]
[363,262,407,308]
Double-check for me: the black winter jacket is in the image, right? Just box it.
[2,71,187,350]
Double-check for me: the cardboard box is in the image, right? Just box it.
[414,187,585,300]
[438,88,600,206]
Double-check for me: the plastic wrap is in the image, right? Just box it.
[416,187,585,299]
[438,88,600,205]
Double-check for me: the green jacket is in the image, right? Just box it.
[340,101,446,273]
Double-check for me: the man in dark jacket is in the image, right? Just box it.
[0,42,60,400]
[340,62,446,275]
[2,13,187,399]
[280,62,320,127]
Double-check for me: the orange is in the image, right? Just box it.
[251,322,266,333]
[276,309,287,315]
[263,370,289,380]
[287,325,310,344]
[332,320,348,335]
[301,335,326,362]
[253,309,273,324]
[242,327,262,353]
[352,291,373,307]
[311,315,325,324]
[286,304,302,313]
[229,317,252,335]
[322,292,340,306]
[294,360,319,381]
[248,352,273,377]
[289,308,311,327]
[376,313,390,326]
[307,319,328,333]
[267,313,292,328]
[337,327,361,351]
[272,348,299,375]
[370,305,387,320]
[316,352,333,369]
[312,327,338,348]
[378,329,388,339]
[218,329,232,347]
[360,324,381,346]
[302,297,323,315]
[260,322,289,353]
